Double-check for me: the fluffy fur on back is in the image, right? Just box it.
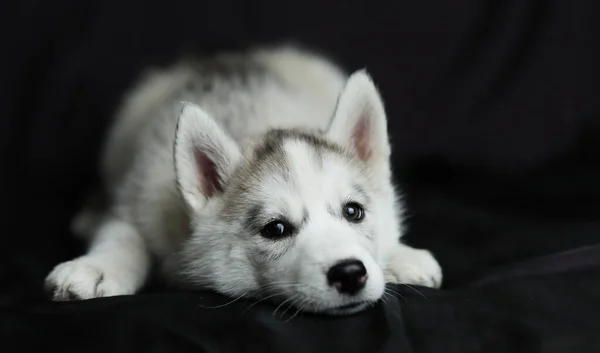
[45,45,442,315]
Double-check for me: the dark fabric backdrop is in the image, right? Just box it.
[1,0,600,352]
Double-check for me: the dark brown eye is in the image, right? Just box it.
[343,202,365,223]
[261,220,292,239]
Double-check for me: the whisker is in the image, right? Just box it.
[259,281,304,288]
[402,284,428,299]
[284,297,309,323]
[240,292,286,316]
[279,296,300,318]
[384,287,405,301]
[369,299,379,309]
[198,292,248,309]
[380,294,389,305]
[272,294,299,317]
[240,282,310,317]
[382,292,404,321]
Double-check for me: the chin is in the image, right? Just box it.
[294,298,377,316]
[322,301,372,316]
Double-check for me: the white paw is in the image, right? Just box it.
[44,257,134,301]
[384,246,443,288]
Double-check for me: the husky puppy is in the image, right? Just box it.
[45,46,442,315]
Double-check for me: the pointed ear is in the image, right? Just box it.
[174,102,241,212]
[326,70,391,168]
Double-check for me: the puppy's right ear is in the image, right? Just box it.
[174,102,241,212]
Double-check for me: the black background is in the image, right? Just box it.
[1,0,600,352]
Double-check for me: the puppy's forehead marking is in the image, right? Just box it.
[351,184,369,203]
[245,204,264,230]
[254,129,345,163]
[223,129,352,223]
[253,131,287,164]
[302,207,309,224]
[243,128,348,188]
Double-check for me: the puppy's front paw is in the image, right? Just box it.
[384,245,443,288]
[44,257,133,301]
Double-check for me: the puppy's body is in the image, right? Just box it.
[46,46,442,314]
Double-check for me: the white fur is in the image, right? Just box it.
[45,45,442,315]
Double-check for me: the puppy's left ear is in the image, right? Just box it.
[326,70,391,170]
[174,102,242,212]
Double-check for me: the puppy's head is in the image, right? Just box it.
[173,70,401,315]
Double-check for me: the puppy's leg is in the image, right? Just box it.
[45,217,150,301]
[384,243,443,289]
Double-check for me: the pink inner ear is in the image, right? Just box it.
[195,151,221,197]
[352,118,372,161]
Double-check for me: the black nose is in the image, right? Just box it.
[327,259,368,295]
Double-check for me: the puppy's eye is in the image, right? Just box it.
[343,202,365,223]
[261,220,292,239]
